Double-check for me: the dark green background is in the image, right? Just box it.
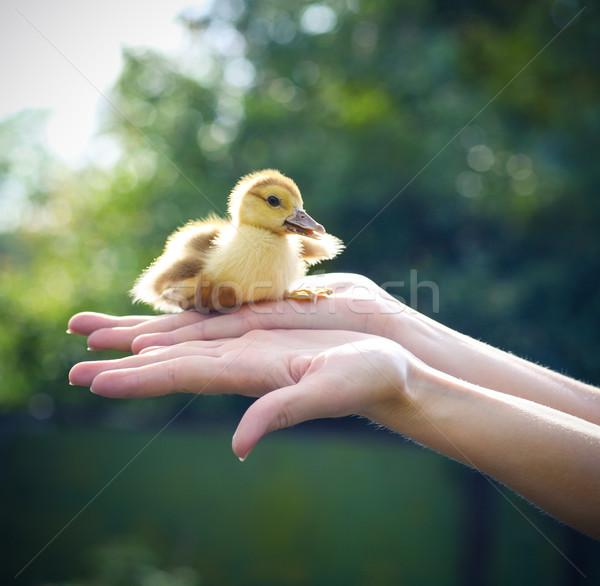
[2,0,599,583]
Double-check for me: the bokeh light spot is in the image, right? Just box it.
[299,4,337,36]
[28,393,55,420]
[456,171,484,198]
[467,145,495,172]
[506,154,533,180]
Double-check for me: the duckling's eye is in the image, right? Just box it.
[267,195,281,207]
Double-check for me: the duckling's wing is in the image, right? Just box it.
[299,233,344,266]
[131,216,229,312]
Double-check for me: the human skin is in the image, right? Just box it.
[68,273,600,538]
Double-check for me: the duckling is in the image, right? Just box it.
[131,169,343,312]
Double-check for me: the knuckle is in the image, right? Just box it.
[165,359,179,390]
[192,320,206,337]
[274,407,294,431]
[165,356,193,392]
[268,395,295,432]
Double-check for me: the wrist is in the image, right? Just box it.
[388,306,478,381]
[359,346,434,439]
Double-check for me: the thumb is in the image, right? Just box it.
[231,374,345,461]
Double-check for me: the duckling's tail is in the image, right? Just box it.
[131,258,201,313]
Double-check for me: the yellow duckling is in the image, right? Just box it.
[132,169,343,312]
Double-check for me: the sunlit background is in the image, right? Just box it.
[2,0,600,584]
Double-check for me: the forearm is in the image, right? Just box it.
[388,309,600,425]
[374,362,600,538]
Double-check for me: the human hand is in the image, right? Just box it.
[69,329,419,460]
[67,273,406,353]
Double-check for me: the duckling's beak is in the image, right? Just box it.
[284,208,326,238]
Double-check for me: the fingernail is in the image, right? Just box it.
[238,456,246,462]
[66,329,72,334]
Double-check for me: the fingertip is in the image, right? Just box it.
[130,336,146,354]
[231,398,279,462]
[232,428,255,462]
[132,333,169,354]
[131,335,149,354]
[86,330,109,351]
[66,313,86,335]
[68,363,89,387]
[67,311,112,335]
[69,360,117,390]
[88,369,125,398]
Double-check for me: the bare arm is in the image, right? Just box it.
[385,364,600,539]
[390,301,600,425]
[69,329,600,538]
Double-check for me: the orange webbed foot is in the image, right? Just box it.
[285,287,333,303]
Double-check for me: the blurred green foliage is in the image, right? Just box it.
[7,429,595,586]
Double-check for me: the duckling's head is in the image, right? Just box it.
[228,169,325,238]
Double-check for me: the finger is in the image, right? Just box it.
[132,298,341,351]
[88,357,216,398]
[86,311,209,352]
[69,341,224,386]
[232,374,348,461]
[67,312,153,335]
[88,348,268,398]
[69,358,129,387]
